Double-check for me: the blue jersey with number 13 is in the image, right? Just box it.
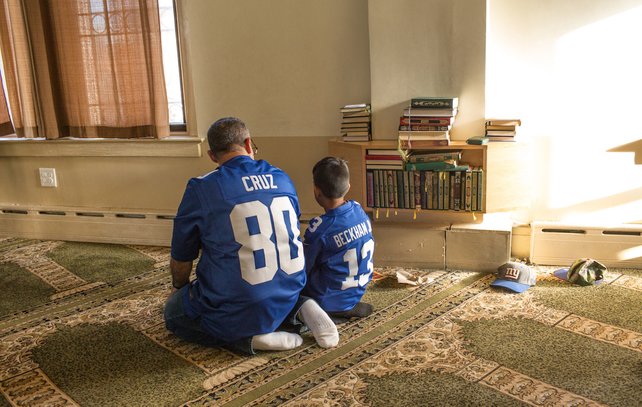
[302,201,374,312]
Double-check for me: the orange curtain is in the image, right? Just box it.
[0,0,169,139]
[0,70,14,136]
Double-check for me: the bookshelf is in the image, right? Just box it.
[329,139,525,221]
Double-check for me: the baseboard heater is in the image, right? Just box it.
[530,221,642,268]
[0,205,175,246]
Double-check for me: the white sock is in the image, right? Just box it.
[251,331,303,351]
[298,300,339,348]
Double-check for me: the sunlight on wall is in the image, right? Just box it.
[617,245,642,261]
[548,6,642,223]
[487,2,642,224]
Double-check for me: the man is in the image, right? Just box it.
[164,117,338,354]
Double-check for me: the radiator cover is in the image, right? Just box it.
[530,221,642,268]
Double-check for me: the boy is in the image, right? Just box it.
[302,157,375,323]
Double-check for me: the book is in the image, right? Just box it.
[399,125,450,132]
[399,139,450,149]
[367,149,401,156]
[464,170,472,211]
[486,136,516,142]
[342,131,369,137]
[387,171,395,208]
[413,171,421,208]
[341,123,370,129]
[408,151,462,163]
[342,111,371,118]
[405,161,462,171]
[403,108,458,117]
[410,97,459,109]
[476,168,483,211]
[485,130,516,137]
[400,117,454,126]
[341,103,370,113]
[366,163,404,170]
[453,171,462,210]
[398,130,449,140]
[366,171,374,207]
[366,157,403,167]
[485,124,516,131]
[466,136,489,145]
[365,154,403,161]
[485,119,521,126]
[342,116,371,124]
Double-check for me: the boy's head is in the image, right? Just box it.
[313,157,350,202]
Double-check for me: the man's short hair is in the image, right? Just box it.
[313,157,350,199]
[207,117,249,155]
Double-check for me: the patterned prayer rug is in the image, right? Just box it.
[0,237,640,406]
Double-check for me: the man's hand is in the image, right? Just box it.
[170,257,193,291]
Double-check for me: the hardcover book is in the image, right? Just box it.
[410,97,459,109]
[403,108,458,118]
[400,117,454,126]
[485,119,521,126]
[408,151,462,163]
[399,125,450,132]
[398,130,449,140]
[399,139,450,149]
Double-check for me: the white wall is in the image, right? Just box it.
[183,0,371,140]
[368,0,486,141]
[487,0,642,225]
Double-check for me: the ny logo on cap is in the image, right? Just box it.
[504,267,520,280]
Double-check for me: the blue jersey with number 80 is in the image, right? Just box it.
[171,156,306,343]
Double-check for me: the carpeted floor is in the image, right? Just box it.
[0,237,640,406]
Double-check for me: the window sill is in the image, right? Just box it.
[0,135,203,158]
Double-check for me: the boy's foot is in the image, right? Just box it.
[251,331,303,351]
[328,302,374,322]
[298,300,339,348]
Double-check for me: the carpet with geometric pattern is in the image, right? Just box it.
[1,237,640,406]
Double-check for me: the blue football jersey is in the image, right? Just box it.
[302,200,374,312]
[171,155,306,343]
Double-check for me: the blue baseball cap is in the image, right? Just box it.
[491,262,536,293]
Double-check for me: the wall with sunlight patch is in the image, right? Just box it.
[487,0,642,225]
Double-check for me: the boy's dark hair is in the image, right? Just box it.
[313,157,350,199]
[207,117,249,155]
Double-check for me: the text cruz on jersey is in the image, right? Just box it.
[242,174,277,192]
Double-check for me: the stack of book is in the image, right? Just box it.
[484,119,521,142]
[398,97,458,149]
[365,148,403,171]
[340,103,371,142]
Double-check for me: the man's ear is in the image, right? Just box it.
[207,150,218,163]
[244,138,254,158]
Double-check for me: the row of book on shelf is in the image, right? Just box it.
[366,168,483,211]
[365,148,482,211]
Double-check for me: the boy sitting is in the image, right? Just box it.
[302,157,375,323]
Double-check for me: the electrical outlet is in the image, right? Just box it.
[39,168,57,187]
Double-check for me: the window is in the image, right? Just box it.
[0,0,190,139]
[159,0,186,131]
